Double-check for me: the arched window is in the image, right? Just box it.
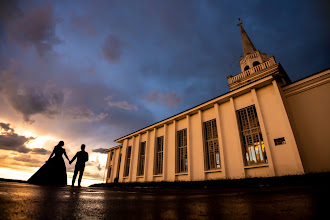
[253,61,260,67]
[244,66,250,71]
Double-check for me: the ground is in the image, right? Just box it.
[0,181,328,219]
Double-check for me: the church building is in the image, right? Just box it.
[105,20,330,183]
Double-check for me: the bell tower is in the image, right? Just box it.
[227,19,291,91]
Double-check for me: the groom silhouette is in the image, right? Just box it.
[70,144,89,187]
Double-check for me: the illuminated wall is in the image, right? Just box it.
[283,69,330,173]
[104,70,325,183]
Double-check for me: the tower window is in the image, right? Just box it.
[244,65,250,71]
[253,61,260,67]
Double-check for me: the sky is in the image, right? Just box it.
[0,0,329,186]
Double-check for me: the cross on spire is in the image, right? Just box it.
[237,18,242,26]
[238,18,257,57]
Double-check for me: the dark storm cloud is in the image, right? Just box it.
[3,3,61,56]
[0,122,34,153]
[92,148,108,154]
[103,35,123,63]
[0,122,13,132]
[0,122,50,155]
[0,66,66,123]
[0,0,22,22]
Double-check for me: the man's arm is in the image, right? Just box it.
[70,153,77,164]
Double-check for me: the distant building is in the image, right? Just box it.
[105,20,330,183]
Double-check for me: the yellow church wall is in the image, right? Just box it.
[205,171,223,180]
[166,122,176,181]
[189,112,205,180]
[219,100,245,179]
[256,84,304,176]
[107,72,330,184]
[245,166,270,178]
[284,71,330,173]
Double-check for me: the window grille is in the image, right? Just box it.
[154,136,164,175]
[137,142,146,176]
[203,119,221,170]
[177,129,188,173]
[237,105,268,165]
[124,146,131,177]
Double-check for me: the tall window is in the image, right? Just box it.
[110,151,114,161]
[137,142,146,176]
[107,166,112,179]
[124,146,131,177]
[177,129,188,173]
[204,119,221,170]
[237,105,267,166]
[116,153,122,179]
[154,136,164,175]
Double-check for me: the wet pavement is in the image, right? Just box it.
[0,181,328,219]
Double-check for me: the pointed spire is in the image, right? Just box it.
[237,18,257,57]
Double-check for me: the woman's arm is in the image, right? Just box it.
[64,150,70,162]
[48,149,55,161]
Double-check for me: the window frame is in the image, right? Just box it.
[123,146,132,177]
[236,105,268,166]
[176,128,188,173]
[154,136,164,175]
[137,141,146,176]
[203,119,221,170]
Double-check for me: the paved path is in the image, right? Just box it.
[0,181,327,219]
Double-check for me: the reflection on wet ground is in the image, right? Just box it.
[0,181,328,219]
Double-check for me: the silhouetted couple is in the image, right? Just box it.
[27,141,88,187]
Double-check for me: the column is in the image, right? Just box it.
[272,81,304,172]
[119,139,128,182]
[144,130,150,181]
[186,115,192,179]
[214,103,227,177]
[230,97,246,177]
[163,125,167,180]
[197,110,206,179]
[251,88,276,176]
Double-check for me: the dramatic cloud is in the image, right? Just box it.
[145,90,182,107]
[105,96,138,111]
[0,123,34,153]
[4,4,61,56]
[102,35,123,63]
[0,122,13,133]
[0,122,49,155]
[92,148,108,154]
[0,66,66,123]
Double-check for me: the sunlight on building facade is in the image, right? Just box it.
[103,20,330,183]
